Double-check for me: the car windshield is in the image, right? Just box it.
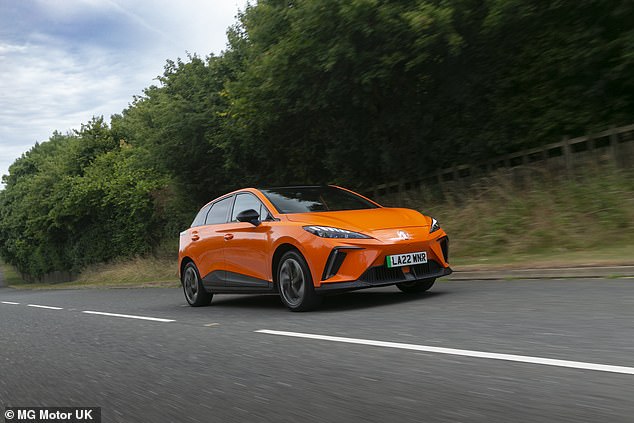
[260,186,379,213]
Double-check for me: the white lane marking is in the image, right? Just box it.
[82,311,175,323]
[256,330,634,376]
[27,304,63,310]
[1,301,20,305]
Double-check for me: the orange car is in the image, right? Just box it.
[179,185,451,311]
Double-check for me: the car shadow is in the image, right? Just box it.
[209,289,447,312]
[211,294,283,310]
[317,290,447,312]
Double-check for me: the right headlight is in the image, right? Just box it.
[429,217,441,233]
[303,225,371,239]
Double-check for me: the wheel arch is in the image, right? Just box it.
[179,256,195,283]
[271,243,300,286]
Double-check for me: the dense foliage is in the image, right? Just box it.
[1,0,633,277]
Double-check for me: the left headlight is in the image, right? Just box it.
[429,217,441,233]
[303,226,371,239]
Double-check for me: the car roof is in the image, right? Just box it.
[257,185,332,190]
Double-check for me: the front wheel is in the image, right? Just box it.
[396,278,436,294]
[182,262,213,306]
[277,250,322,311]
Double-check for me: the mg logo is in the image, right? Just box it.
[397,230,411,240]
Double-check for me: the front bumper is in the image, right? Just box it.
[315,262,452,293]
[309,229,450,289]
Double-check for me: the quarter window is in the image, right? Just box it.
[191,204,211,227]
[259,203,271,220]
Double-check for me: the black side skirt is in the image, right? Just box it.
[202,271,276,294]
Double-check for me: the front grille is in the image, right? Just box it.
[359,261,442,285]
[411,261,441,278]
[359,266,406,284]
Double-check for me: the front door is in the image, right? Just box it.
[221,193,273,290]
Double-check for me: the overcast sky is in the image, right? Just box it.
[0,0,249,187]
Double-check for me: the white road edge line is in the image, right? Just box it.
[256,329,634,376]
[82,311,175,323]
[1,301,20,305]
[27,304,63,310]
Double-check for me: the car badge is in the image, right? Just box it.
[397,230,411,240]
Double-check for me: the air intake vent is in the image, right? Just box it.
[438,237,449,262]
[359,262,442,285]
[322,248,349,280]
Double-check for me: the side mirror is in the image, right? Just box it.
[236,209,261,226]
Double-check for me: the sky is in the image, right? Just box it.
[0,0,249,187]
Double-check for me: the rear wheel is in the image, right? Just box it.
[182,262,213,306]
[277,250,322,311]
[396,278,436,294]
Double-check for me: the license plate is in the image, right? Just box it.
[386,251,427,268]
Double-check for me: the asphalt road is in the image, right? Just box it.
[1,279,633,423]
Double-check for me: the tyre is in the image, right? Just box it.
[182,262,213,306]
[396,278,436,294]
[277,250,322,311]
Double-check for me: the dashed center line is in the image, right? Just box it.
[1,301,20,305]
[82,311,175,323]
[256,329,634,376]
[27,304,63,310]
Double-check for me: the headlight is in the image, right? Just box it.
[303,226,371,239]
[430,217,441,233]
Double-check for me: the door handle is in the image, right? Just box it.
[224,234,234,241]
[191,232,200,241]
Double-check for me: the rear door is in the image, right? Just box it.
[192,195,234,288]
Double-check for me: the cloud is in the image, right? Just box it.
[0,0,248,187]
[0,38,145,179]
[0,43,27,56]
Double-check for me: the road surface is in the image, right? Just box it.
[1,279,633,422]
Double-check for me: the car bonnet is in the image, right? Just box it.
[285,207,429,232]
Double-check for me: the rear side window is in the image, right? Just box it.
[191,204,211,227]
[205,196,233,225]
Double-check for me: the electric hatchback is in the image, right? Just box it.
[179,185,451,311]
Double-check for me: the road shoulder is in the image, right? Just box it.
[448,265,634,280]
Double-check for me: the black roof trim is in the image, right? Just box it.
[258,185,331,190]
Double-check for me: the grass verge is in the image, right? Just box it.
[6,257,179,290]
[1,260,26,286]
[451,244,634,270]
[380,165,634,266]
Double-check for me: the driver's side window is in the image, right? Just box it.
[231,193,271,222]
